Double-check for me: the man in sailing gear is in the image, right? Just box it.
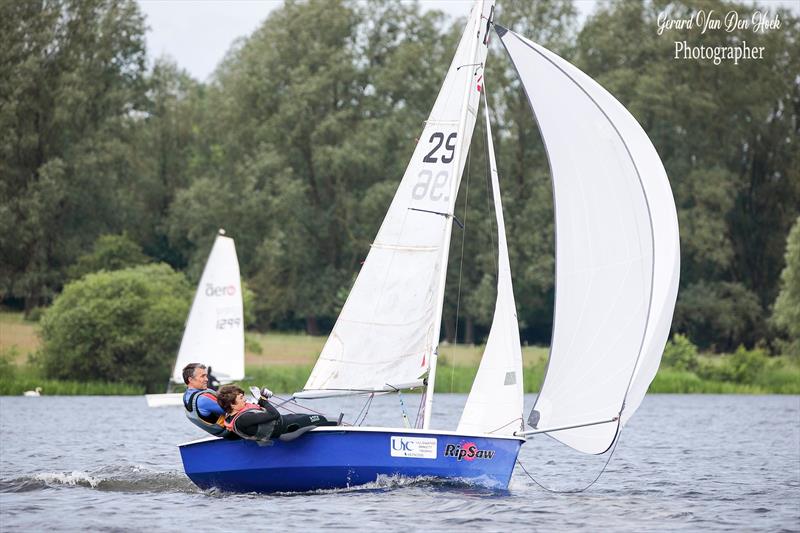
[217,385,337,445]
[182,363,231,437]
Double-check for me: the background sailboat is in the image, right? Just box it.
[179,0,679,493]
[146,230,245,407]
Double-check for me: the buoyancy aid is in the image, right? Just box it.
[184,389,229,437]
[225,403,279,444]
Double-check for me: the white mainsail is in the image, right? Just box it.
[299,1,494,412]
[171,232,245,384]
[497,27,680,454]
[457,87,524,436]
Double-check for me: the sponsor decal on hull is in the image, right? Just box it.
[443,442,495,461]
[390,436,437,459]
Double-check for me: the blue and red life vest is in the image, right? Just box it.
[184,389,229,437]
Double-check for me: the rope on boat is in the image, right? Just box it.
[486,417,524,435]
[354,393,374,426]
[397,391,411,428]
[270,393,354,426]
[481,90,498,280]
[516,430,622,493]
[414,389,426,428]
[450,139,472,393]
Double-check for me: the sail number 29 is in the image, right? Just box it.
[422,132,457,164]
[413,131,457,202]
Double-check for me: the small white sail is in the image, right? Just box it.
[300,0,494,402]
[171,232,245,384]
[497,27,679,454]
[458,87,524,436]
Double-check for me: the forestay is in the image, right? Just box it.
[457,87,524,436]
[299,0,494,399]
[497,27,679,454]
[171,234,245,384]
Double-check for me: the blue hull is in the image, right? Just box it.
[179,428,523,493]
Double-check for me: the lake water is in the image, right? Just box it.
[1,394,798,531]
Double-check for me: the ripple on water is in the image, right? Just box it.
[0,394,797,532]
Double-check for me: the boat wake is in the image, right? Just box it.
[0,465,198,494]
[258,474,508,497]
[2,468,506,497]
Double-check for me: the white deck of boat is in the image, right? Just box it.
[178,425,526,447]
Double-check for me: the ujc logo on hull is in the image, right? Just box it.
[390,436,437,459]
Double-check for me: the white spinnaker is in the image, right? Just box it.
[300,0,493,398]
[458,88,524,436]
[171,233,245,384]
[499,28,678,454]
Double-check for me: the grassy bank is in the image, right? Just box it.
[649,365,800,394]
[241,361,798,395]
[1,311,797,395]
[1,360,797,396]
[0,366,144,395]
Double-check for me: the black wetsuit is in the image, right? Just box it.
[228,397,336,441]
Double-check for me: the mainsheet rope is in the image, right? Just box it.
[516,430,622,493]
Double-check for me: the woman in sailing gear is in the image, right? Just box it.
[217,385,336,444]
[182,363,231,437]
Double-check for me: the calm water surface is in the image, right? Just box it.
[1,394,798,531]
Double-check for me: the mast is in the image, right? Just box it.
[423,1,491,429]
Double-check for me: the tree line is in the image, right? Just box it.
[2,0,798,354]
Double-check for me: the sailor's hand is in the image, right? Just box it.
[260,387,274,399]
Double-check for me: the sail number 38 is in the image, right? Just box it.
[413,131,456,202]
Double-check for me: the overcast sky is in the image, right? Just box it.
[137,0,599,82]
[137,0,798,83]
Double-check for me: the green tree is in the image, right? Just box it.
[68,233,150,279]
[0,0,148,313]
[674,281,764,351]
[662,333,699,371]
[576,0,800,350]
[168,0,463,333]
[125,59,206,267]
[39,264,191,391]
[772,216,800,356]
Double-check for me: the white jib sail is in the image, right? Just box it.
[299,0,494,404]
[498,27,679,454]
[171,232,245,384]
[457,87,524,436]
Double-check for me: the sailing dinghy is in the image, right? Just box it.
[146,230,245,407]
[179,0,679,492]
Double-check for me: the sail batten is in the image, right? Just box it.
[497,28,679,454]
